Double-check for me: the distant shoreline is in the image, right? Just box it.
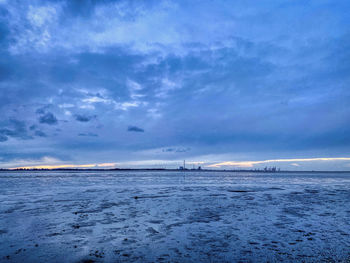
[0,168,349,173]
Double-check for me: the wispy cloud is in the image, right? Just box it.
[78,132,98,137]
[208,157,350,168]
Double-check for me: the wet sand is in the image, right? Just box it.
[0,171,349,262]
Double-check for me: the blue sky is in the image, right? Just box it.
[0,0,350,170]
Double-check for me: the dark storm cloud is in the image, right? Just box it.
[128,126,144,133]
[34,130,47,137]
[39,112,58,125]
[36,108,46,115]
[29,125,37,131]
[75,114,95,122]
[0,119,32,142]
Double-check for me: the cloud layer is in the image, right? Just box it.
[0,0,349,169]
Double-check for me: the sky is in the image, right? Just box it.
[0,0,350,170]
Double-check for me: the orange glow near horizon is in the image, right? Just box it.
[10,163,118,170]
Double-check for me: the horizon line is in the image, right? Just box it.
[1,167,350,173]
[2,156,350,171]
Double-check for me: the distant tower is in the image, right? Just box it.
[184,160,186,170]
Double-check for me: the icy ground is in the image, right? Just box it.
[0,171,349,262]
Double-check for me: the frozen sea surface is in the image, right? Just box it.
[0,171,349,262]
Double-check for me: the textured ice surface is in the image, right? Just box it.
[0,171,349,262]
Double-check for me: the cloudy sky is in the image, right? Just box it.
[0,0,350,170]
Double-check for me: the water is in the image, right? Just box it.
[0,171,349,262]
